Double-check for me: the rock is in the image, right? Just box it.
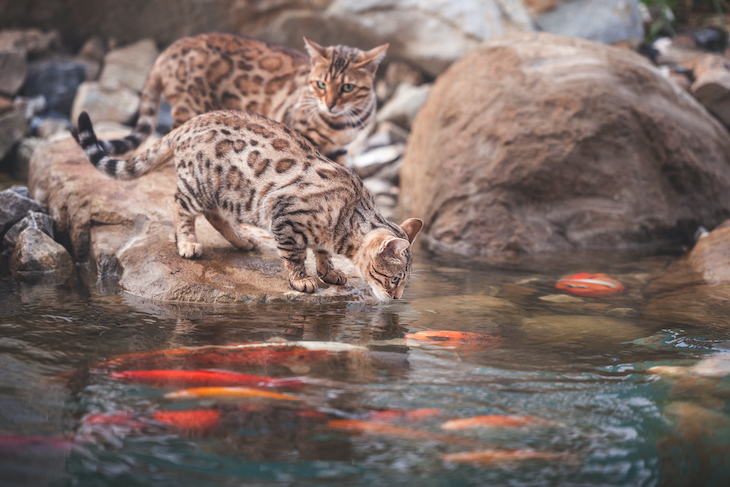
[400,33,730,259]
[11,137,46,181]
[31,116,72,139]
[376,83,431,129]
[0,188,42,235]
[0,96,13,115]
[28,134,371,303]
[71,81,140,125]
[0,29,60,56]
[642,284,730,328]
[3,211,55,250]
[0,50,27,97]
[532,0,644,45]
[376,61,426,102]
[0,111,29,161]
[522,314,646,344]
[10,227,73,280]
[350,143,405,178]
[687,222,730,284]
[539,294,584,303]
[13,95,46,119]
[99,39,159,93]
[266,0,535,77]
[691,66,730,128]
[20,60,87,118]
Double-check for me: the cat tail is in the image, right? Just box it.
[98,69,163,156]
[72,111,173,181]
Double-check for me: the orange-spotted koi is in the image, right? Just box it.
[164,386,300,401]
[404,331,501,350]
[95,341,367,370]
[441,449,575,464]
[555,273,625,297]
[440,415,546,431]
[109,369,304,389]
[152,409,222,430]
[327,420,483,446]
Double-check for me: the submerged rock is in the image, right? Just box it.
[28,134,370,303]
[401,33,730,259]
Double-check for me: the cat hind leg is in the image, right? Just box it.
[174,192,203,258]
[205,208,259,250]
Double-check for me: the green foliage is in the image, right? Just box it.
[640,0,727,41]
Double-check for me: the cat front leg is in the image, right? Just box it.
[315,249,347,286]
[278,246,318,293]
[174,191,203,258]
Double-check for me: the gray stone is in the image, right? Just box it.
[0,29,60,56]
[533,0,644,45]
[20,60,87,118]
[3,211,55,250]
[692,68,730,128]
[400,33,730,259]
[100,39,159,93]
[10,227,73,280]
[0,110,29,160]
[350,143,405,178]
[0,188,42,235]
[12,137,46,181]
[376,83,431,129]
[376,61,426,102]
[0,50,27,97]
[13,95,46,119]
[71,81,140,125]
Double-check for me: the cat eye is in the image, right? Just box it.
[390,277,400,286]
[316,81,326,90]
[341,84,355,93]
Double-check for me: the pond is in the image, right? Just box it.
[1,247,729,486]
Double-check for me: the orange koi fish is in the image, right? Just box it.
[164,386,300,401]
[440,415,546,431]
[109,369,304,389]
[96,341,367,370]
[327,420,482,446]
[441,449,574,464]
[404,331,501,350]
[152,409,222,431]
[367,408,442,422]
[555,273,625,297]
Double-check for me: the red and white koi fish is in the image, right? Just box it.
[441,449,575,464]
[109,369,304,389]
[95,341,367,370]
[164,386,300,401]
[555,273,625,297]
[404,331,501,350]
[440,415,547,431]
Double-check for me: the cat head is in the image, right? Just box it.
[355,218,423,301]
[303,37,388,116]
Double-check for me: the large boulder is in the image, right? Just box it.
[28,134,371,303]
[400,33,730,259]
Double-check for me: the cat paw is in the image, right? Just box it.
[317,268,348,286]
[289,276,319,293]
[231,235,259,251]
[178,242,203,258]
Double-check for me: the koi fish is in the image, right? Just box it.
[164,386,300,401]
[367,408,442,422]
[441,449,574,464]
[109,369,304,389]
[0,434,73,451]
[327,420,482,446]
[152,409,222,430]
[440,415,546,431]
[95,341,367,370]
[555,273,625,297]
[404,331,501,350]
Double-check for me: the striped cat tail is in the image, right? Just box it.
[99,70,163,156]
[72,111,173,180]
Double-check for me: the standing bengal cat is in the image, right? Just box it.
[73,110,422,300]
[99,33,388,162]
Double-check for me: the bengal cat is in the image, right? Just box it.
[72,110,422,300]
[99,33,388,162]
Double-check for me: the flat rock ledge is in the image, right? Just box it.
[28,133,371,304]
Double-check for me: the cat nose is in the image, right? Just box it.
[326,101,336,110]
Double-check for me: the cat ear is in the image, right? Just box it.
[303,37,329,61]
[400,218,423,243]
[378,237,410,261]
[352,44,389,73]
